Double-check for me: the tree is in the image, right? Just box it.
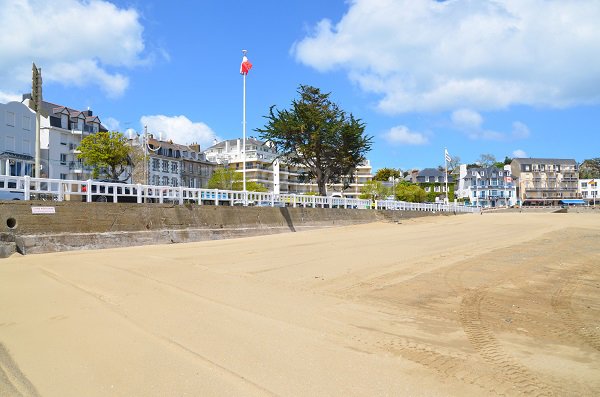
[395,182,427,203]
[373,168,402,182]
[257,85,373,196]
[579,158,600,179]
[78,131,131,180]
[208,167,267,191]
[476,153,497,167]
[359,180,390,201]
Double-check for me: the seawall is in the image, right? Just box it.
[0,201,459,256]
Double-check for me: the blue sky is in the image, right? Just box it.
[1,0,599,172]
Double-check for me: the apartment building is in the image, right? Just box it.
[510,158,580,205]
[132,136,217,188]
[203,138,372,197]
[20,95,105,180]
[456,164,516,207]
[579,179,599,205]
[0,100,36,177]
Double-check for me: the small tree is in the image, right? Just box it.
[359,180,389,201]
[373,168,402,182]
[257,85,373,196]
[78,131,131,180]
[208,168,267,191]
[395,182,427,203]
[477,153,497,167]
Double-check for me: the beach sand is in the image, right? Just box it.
[1,212,599,396]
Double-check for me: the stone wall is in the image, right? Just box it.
[0,201,456,256]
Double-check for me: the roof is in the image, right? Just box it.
[512,158,577,165]
[204,138,267,151]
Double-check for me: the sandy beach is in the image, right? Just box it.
[1,212,599,396]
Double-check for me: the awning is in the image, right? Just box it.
[560,199,586,205]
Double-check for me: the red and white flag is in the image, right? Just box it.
[240,55,252,75]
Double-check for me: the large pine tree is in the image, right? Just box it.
[257,85,372,196]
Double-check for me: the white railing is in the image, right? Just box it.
[0,175,476,213]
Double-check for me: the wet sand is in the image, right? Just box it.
[1,212,599,396]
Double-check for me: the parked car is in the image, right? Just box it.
[81,179,138,203]
[0,190,25,200]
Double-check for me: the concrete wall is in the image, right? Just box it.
[0,201,456,256]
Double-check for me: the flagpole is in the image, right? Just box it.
[242,50,247,195]
[444,148,448,203]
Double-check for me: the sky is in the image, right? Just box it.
[1,0,599,172]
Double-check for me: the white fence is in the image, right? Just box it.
[0,175,477,213]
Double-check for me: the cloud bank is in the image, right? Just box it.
[293,0,600,113]
[383,125,428,145]
[0,0,146,98]
[140,115,220,150]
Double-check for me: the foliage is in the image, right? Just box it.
[579,158,600,179]
[476,153,497,167]
[503,156,512,165]
[207,167,267,191]
[245,181,268,192]
[359,180,390,201]
[257,85,373,196]
[373,167,402,182]
[77,131,131,180]
[394,182,427,203]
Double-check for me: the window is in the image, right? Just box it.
[582,182,588,188]
[434,186,440,192]
[171,162,178,173]
[5,136,15,151]
[162,176,169,185]
[6,111,15,126]
[60,153,67,165]
[152,175,160,185]
[152,159,160,171]
[162,160,169,172]
[189,163,193,172]
[425,187,431,192]
[171,177,178,187]
[22,115,31,130]
[60,173,67,180]
[582,191,588,197]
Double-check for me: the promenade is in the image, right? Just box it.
[1,213,599,396]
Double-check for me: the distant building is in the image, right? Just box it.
[0,100,36,177]
[203,138,372,197]
[510,158,580,206]
[579,179,599,205]
[457,164,516,207]
[21,94,105,180]
[132,136,217,188]
[410,168,454,202]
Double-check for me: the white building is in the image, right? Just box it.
[579,179,599,205]
[21,95,103,180]
[456,164,517,207]
[0,100,36,177]
[203,138,372,197]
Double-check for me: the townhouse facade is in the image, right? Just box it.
[510,158,580,206]
[408,168,454,202]
[19,95,104,180]
[203,138,372,198]
[131,136,217,188]
[0,100,36,178]
[456,164,516,207]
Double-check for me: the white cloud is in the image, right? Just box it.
[450,108,529,141]
[513,149,528,158]
[293,0,600,113]
[140,115,220,150]
[0,0,145,98]
[102,117,121,132]
[383,125,428,145]
[511,121,530,139]
[0,91,21,103]
[451,109,483,130]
